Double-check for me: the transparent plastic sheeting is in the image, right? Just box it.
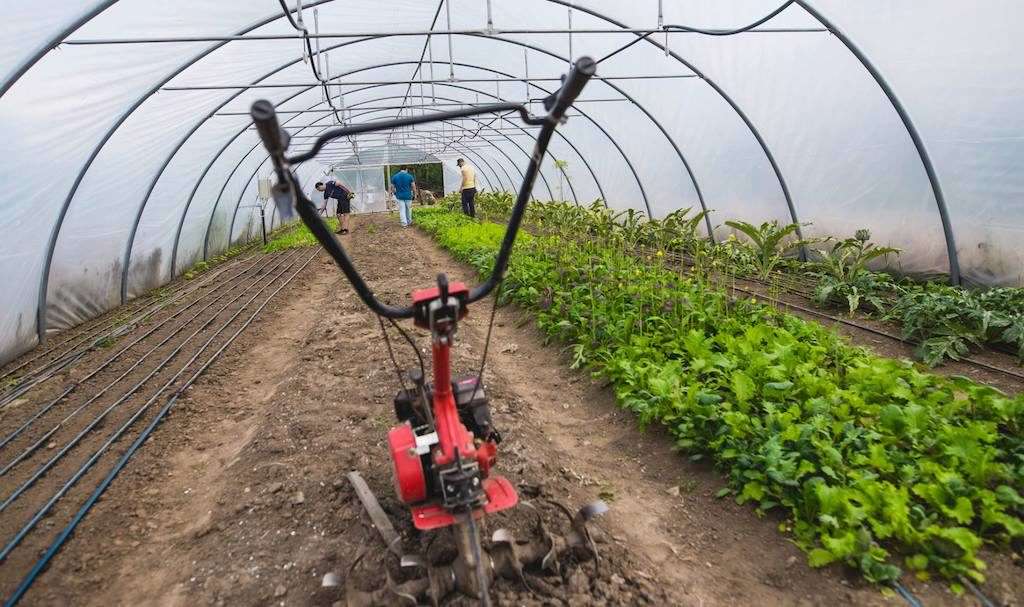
[1,1,1023,366]
[333,167,388,214]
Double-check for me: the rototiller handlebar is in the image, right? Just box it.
[251,56,595,318]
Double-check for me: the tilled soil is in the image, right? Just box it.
[2,214,1020,606]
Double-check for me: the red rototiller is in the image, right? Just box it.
[252,56,596,605]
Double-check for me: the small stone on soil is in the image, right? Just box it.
[665,485,681,497]
[273,584,287,597]
[291,491,305,505]
[267,482,283,494]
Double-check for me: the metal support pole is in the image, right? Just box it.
[428,36,436,101]
[260,205,267,245]
[314,8,323,74]
[445,0,455,80]
[325,53,333,119]
[0,0,118,98]
[794,0,961,284]
[162,74,697,90]
[523,50,529,110]
[568,9,573,65]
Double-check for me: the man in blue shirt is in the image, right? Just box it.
[315,179,354,234]
[389,167,418,227]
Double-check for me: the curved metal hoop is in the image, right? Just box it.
[17,0,966,347]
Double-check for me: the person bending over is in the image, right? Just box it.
[316,179,354,234]
[457,158,476,218]
[389,167,418,227]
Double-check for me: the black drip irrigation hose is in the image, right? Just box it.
[595,1,797,65]
[10,237,264,383]
[0,252,270,449]
[2,248,319,606]
[0,249,303,516]
[0,254,251,397]
[0,252,282,468]
[0,254,266,415]
[0,257,239,386]
[516,221,1024,383]
[662,1,797,36]
[892,581,923,607]
[276,0,346,126]
[724,282,1024,383]
[0,249,304,561]
[961,577,997,607]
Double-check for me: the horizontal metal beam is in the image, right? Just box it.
[162,74,697,91]
[244,123,573,134]
[214,99,625,116]
[287,134,537,141]
[289,141,524,151]
[65,27,827,45]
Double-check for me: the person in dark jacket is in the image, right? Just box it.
[316,179,354,234]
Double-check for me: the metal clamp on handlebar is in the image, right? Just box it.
[249,56,596,319]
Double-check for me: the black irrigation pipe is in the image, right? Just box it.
[0,249,303,515]
[0,254,241,385]
[0,351,91,411]
[0,252,280,467]
[0,254,268,414]
[961,577,996,607]
[665,248,1024,366]
[892,581,923,607]
[31,234,265,376]
[0,249,305,587]
[520,222,1024,383]
[0,254,266,452]
[619,243,1024,382]
[3,248,320,607]
[0,252,250,391]
[723,282,1024,383]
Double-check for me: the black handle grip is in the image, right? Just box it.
[544,56,597,119]
[250,99,289,158]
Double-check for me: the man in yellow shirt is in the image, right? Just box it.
[457,158,477,218]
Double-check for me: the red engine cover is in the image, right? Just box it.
[388,423,426,504]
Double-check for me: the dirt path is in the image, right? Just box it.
[14,214,1019,606]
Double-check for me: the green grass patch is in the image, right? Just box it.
[182,240,254,280]
[415,205,1024,587]
[263,218,337,253]
[94,335,116,349]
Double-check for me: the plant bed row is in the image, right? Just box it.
[463,192,1024,367]
[413,204,1024,592]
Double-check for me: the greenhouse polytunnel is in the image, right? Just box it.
[1,2,1022,605]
